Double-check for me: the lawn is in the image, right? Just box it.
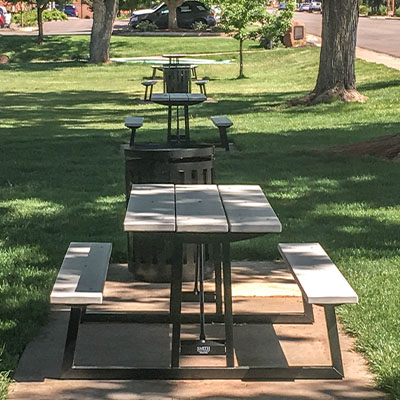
[1,35,400,399]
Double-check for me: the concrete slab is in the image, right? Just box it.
[9,262,387,400]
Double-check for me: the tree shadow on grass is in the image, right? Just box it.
[0,35,90,63]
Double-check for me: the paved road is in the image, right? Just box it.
[0,17,127,36]
[2,14,400,59]
[295,11,400,58]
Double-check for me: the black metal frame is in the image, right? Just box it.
[59,236,345,380]
[167,104,190,143]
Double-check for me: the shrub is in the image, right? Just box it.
[12,10,37,27]
[359,4,370,15]
[42,9,68,22]
[11,9,67,26]
[377,4,388,15]
[395,7,400,16]
[192,21,208,31]
[135,20,157,32]
[251,3,294,49]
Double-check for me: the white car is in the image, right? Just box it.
[309,1,322,12]
[0,6,11,28]
[299,2,310,11]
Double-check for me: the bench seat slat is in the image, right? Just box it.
[278,243,358,305]
[51,242,112,305]
[211,116,233,127]
[125,117,144,128]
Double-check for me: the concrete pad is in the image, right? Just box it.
[9,262,387,400]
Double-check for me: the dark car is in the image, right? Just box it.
[129,1,216,29]
[56,4,78,17]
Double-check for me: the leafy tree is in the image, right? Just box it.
[254,0,295,49]
[217,0,265,78]
[119,0,153,12]
[292,0,366,104]
[9,0,51,44]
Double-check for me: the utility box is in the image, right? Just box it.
[283,21,306,47]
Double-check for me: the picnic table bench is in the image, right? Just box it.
[125,116,144,146]
[50,242,112,377]
[211,116,233,151]
[141,80,158,101]
[278,242,358,377]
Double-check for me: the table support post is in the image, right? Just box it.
[127,232,133,273]
[222,242,234,367]
[184,104,190,143]
[167,106,172,143]
[170,241,183,368]
[213,243,223,316]
[176,106,179,137]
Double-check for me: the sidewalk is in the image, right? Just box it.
[8,262,387,400]
[307,33,400,71]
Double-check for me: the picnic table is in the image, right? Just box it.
[51,184,358,380]
[162,53,187,64]
[151,93,206,143]
[151,55,198,93]
[124,183,282,370]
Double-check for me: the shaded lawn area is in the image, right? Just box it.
[1,36,400,399]
[0,35,258,62]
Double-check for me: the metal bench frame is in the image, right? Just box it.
[59,238,344,381]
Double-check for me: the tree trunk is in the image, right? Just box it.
[37,6,44,44]
[292,0,367,104]
[165,0,184,30]
[89,0,118,63]
[239,38,244,78]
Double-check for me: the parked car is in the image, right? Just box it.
[299,2,311,11]
[309,1,322,12]
[129,1,216,29]
[0,6,11,28]
[278,2,287,10]
[210,5,221,22]
[56,4,78,17]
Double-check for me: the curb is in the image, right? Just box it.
[112,29,226,37]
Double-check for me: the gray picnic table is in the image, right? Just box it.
[151,93,206,143]
[124,183,282,374]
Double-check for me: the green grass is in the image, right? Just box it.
[1,35,400,398]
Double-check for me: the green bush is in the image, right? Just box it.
[11,9,67,27]
[135,20,157,32]
[42,9,68,22]
[359,4,370,15]
[252,4,294,49]
[192,21,209,31]
[395,7,400,16]
[377,4,388,15]
[12,10,37,27]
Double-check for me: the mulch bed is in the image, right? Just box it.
[319,133,400,161]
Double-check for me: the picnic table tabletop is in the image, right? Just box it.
[151,93,206,106]
[123,184,282,235]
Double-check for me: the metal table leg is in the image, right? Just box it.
[222,241,234,367]
[167,105,172,143]
[184,104,190,143]
[170,241,183,367]
[213,243,223,316]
